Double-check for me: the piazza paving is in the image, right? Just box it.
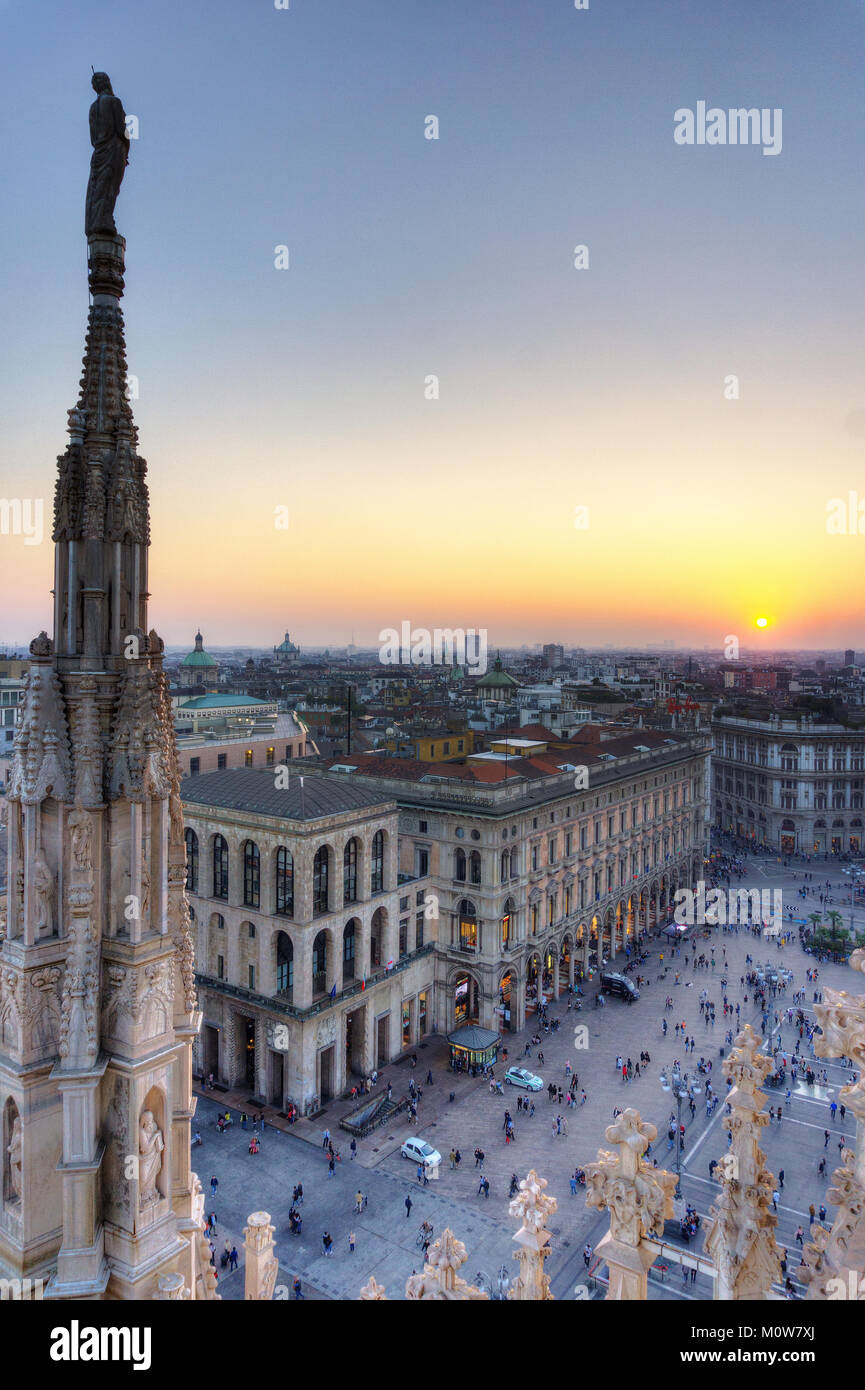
[195,849,863,1300]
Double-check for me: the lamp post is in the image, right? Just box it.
[660,1063,702,1202]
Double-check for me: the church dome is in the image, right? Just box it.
[476,655,519,689]
[182,631,217,667]
[275,630,299,654]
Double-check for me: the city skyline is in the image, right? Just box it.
[2,0,864,648]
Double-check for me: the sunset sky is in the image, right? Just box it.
[1,0,864,650]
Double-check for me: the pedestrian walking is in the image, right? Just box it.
[349,1231,356,1253]
[405,1194,413,1219]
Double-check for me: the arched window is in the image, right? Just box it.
[243,840,260,908]
[185,828,199,894]
[454,848,467,882]
[370,908,383,968]
[371,830,384,894]
[501,850,509,883]
[312,930,328,994]
[469,850,481,885]
[780,742,799,772]
[343,838,358,905]
[459,898,477,951]
[212,834,229,899]
[343,919,356,980]
[275,847,294,916]
[276,932,293,995]
[313,846,329,915]
[501,896,515,947]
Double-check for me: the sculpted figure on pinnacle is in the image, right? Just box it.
[85,72,129,237]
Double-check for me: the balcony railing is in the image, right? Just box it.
[195,941,435,1021]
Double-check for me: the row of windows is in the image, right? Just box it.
[185,830,386,915]
[418,774,692,847]
[718,739,865,772]
[722,783,865,811]
[187,745,296,776]
[209,914,426,994]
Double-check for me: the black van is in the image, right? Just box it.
[599,971,640,1003]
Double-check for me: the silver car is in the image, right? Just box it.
[504,1066,543,1091]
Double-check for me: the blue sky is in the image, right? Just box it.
[1,0,864,649]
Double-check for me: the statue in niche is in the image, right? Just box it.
[68,805,94,872]
[32,852,54,934]
[7,1115,22,1202]
[139,859,151,926]
[138,1110,164,1207]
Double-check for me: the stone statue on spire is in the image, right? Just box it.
[85,72,129,237]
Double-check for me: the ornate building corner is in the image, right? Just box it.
[800,950,865,1299]
[405,1228,489,1300]
[359,1275,388,1301]
[243,1211,279,1301]
[508,1169,557,1300]
[153,1271,189,1300]
[703,1023,781,1300]
[584,1107,677,1300]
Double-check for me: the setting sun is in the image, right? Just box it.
[755,617,769,629]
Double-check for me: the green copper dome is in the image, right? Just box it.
[182,631,217,667]
[477,655,518,688]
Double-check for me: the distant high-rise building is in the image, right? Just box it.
[845,649,855,666]
[542,643,564,669]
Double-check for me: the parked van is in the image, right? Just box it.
[599,971,640,1003]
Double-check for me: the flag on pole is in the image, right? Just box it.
[330,984,336,1000]
[360,979,365,991]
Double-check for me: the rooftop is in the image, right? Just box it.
[180,767,395,821]
[178,694,274,710]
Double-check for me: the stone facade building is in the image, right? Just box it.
[712,712,865,854]
[182,770,434,1111]
[322,729,711,1037]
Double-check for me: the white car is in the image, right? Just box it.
[401,1137,441,1168]
[504,1066,543,1091]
